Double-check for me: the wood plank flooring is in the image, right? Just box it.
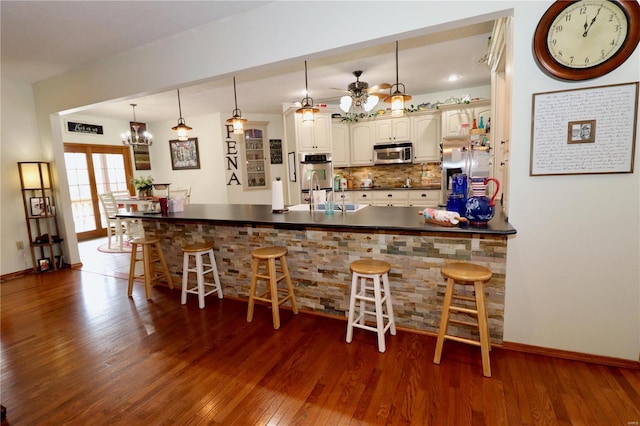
[1,238,639,425]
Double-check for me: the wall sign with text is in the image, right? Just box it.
[66,121,104,135]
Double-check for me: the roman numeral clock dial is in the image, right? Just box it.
[533,0,640,81]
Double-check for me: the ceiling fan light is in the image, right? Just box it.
[364,95,379,112]
[339,95,352,113]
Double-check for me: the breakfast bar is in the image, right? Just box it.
[119,204,516,343]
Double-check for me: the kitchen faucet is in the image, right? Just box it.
[309,171,320,213]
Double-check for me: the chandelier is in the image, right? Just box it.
[121,104,152,146]
[339,71,379,116]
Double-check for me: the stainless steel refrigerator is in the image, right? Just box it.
[440,135,491,205]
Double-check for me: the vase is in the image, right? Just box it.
[138,188,152,198]
[464,177,500,227]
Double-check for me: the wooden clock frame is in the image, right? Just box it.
[533,0,640,81]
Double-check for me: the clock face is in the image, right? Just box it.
[533,0,640,80]
[546,0,627,68]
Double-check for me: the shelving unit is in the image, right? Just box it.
[242,125,270,190]
[18,162,64,272]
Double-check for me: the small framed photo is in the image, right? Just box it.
[30,197,51,216]
[169,138,200,170]
[568,120,596,144]
[38,257,52,272]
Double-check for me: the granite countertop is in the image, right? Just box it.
[118,203,516,236]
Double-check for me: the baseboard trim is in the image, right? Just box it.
[502,341,640,370]
[0,268,33,282]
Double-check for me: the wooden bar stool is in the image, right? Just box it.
[346,259,396,353]
[433,262,493,377]
[181,242,223,309]
[127,237,174,300]
[247,246,298,329]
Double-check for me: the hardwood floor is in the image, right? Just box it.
[1,239,639,425]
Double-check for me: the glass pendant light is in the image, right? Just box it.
[171,89,192,141]
[226,77,247,134]
[295,61,319,124]
[384,41,412,117]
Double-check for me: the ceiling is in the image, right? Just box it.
[1,1,494,122]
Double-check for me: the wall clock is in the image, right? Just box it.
[533,0,640,81]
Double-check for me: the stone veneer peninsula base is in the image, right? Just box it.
[119,204,516,344]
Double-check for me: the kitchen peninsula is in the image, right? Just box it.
[119,204,516,344]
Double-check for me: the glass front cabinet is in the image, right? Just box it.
[242,123,270,190]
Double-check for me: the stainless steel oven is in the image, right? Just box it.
[373,142,413,165]
[299,152,333,192]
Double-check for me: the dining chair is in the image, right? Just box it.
[98,192,135,251]
[168,187,190,205]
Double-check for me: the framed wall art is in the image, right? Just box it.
[169,138,200,170]
[131,121,152,170]
[30,196,51,216]
[38,257,52,272]
[530,82,638,176]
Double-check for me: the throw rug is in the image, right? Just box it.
[97,241,135,254]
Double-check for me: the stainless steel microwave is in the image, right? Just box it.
[373,142,413,165]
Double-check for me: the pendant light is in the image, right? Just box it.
[384,41,412,117]
[171,89,192,141]
[226,76,247,134]
[121,104,152,146]
[295,61,319,124]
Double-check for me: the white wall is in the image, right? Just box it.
[2,1,638,361]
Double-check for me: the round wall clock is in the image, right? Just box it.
[533,0,640,81]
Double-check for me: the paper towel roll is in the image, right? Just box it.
[272,179,285,212]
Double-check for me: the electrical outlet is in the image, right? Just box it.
[16,241,24,250]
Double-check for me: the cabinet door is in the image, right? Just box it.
[474,105,492,130]
[372,190,409,206]
[411,114,441,162]
[374,117,410,143]
[313,114,332,151]
[297,116,316,151]
[442,108,474,136]
[331,123,350,166]
[351,191,373,205]
[350,122,374,165]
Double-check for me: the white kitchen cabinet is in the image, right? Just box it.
[350,190,374,205]
[284,108,332,153]
[411,112,441,162]
[374,117,410,144]
[372,190,409,206]
[407,190,441,208]
[441,100,491,136]
[331,121,350,167]
[350,121,374,165]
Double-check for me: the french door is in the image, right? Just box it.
[64,144,134,241]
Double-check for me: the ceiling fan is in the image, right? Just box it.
[336,70,391,115]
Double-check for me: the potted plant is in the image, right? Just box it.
[131,175,154,198]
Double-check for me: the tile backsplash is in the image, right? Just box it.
[334,163,441,188]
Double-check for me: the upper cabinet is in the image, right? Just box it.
[350,121,375,165]
[440,100,491,136]
[284,109,332,153]
[374,117,410,144]
[411,112,441,162]
[241,124,271,190]
[331,121,350,167]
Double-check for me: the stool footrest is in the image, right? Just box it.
[444,334,482,347]
[449,318,480,328]
[449,306,478,315]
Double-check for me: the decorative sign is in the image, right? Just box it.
[530,82,638,176]
[269,139,283,164]
[66,121,104,135]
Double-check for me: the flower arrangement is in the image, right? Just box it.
[131,175,154,191]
